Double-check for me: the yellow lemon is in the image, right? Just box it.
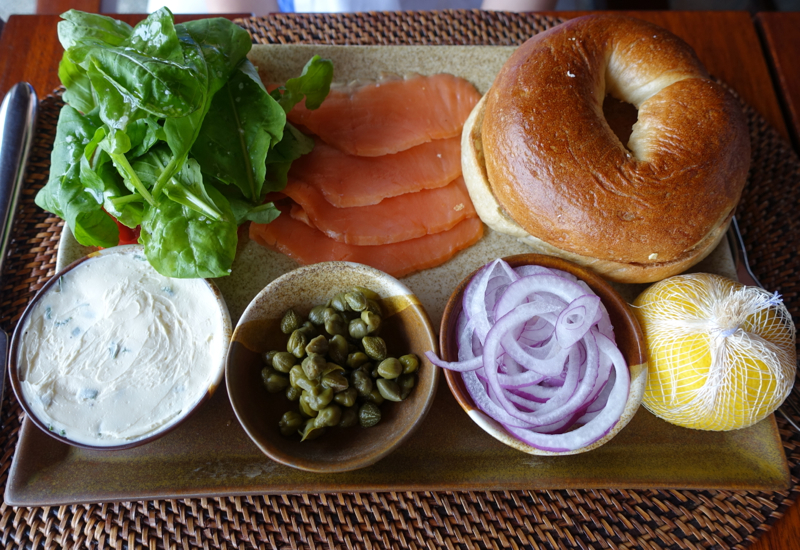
[633,273,796,431]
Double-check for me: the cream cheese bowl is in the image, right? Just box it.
[9,245,232,450]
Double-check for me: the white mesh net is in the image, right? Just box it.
[635,273,796,431]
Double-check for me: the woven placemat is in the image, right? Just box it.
[1,10,799,549]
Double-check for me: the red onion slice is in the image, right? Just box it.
[555,295,602,348]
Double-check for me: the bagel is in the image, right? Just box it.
[462,14,750,284]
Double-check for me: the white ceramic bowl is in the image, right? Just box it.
[9,245,232,450]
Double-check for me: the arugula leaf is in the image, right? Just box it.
[139,185,237,279]
[59,51,95,113]
[192,60,285,201]
[180,17,251,95]
[262,123,315,194]
[35,106,119,248]
[57,10,132,53]
[123,8,184,63]
[87,45,207,120]
[274,55,334,113]
[133,146,223,221]
[126,116,161,159]
[228,198,281,225]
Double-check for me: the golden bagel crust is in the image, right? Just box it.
[462,96,733,283]
[481,14,750,273]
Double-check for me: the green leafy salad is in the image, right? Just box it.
[36,9,333,278]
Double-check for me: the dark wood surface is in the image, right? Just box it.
[757,12,800,153]
[0,9,797,550]
[751,14,800,550]
[36,0,101,14]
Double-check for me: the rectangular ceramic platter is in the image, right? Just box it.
[5,45,789,507]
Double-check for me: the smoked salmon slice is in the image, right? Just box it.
[287,136,462,207]
[283,176,476,246]
[287,73,481,157]
[249,205,484,279]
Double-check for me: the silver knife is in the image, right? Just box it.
[0,82,38,415]
[726,216,800,432]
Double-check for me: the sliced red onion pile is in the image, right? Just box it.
[427,259,630,452]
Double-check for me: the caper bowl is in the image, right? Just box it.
[226,261,439,473]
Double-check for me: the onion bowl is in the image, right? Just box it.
[226,261,439,473]
[438,254,648,455]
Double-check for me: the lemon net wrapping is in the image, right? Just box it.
[636,273,796,431]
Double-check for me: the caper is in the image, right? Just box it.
[359,402,381,427]
[328,335,349,364]
[322,362,345,375]
[349,318,369,339]
[261,350,278,366]
[346,351,369,369]
[261,368,290,393]
[365,299,382,317]
[399,354,419,374]
[314,404,342,428]
[398,373,416,399]
[306,334,329,356]
[324,313,347,337]
[301,354,326,380]
[299,392,317,417]
[321,371,349,392]
[287,329,309,358]
[272,351,296,373]
[365,387,385,405]
[361,311,381,334]
[338,407,358,428]
[331,293,349,312]
[376,378,403,402]
[334,387,358,407]
[280,309,302,334]
[362,336,387,361]
[306,386,334,411]
[344,290,368,312]
[353,286,381,301]
[300,419,325,441]
[350,368,373,398]
[322,307,338,322]
[308,304,328,326]
[290,364,317,392]
[279,411,305,436]
[377,357,402,379]
[301,321,318,338]
[285,386,302,401]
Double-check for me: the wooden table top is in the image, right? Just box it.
[0,9,797,550]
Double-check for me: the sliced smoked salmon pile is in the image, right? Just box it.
[287,73,481,157]
[287,136,462,207]
[250,204,484,279]
[251,72,485,279]
[283,177,476,246]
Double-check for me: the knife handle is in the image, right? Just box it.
[0,82,38,276]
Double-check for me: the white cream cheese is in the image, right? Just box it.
[17,247,229,447]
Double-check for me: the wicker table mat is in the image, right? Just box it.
[1,10,799,549]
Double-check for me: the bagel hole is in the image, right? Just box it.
[603,95,638,151]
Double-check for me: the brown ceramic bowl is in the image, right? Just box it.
[9,245,232,450]
[440,254,648,455]
[226,261,439,473]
